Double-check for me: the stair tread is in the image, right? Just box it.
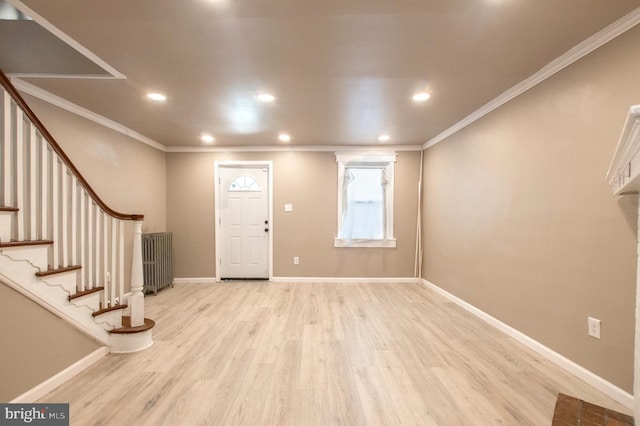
[93,304,128,317]
[69,286,104,301]
[110,316,155,334]
[0,207,18,212]
[36,265,82,277]
[0,240,54,248]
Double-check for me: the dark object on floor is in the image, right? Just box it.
[552,393,633,425]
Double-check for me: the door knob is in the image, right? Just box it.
[264,228,269,232]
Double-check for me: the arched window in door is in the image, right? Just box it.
[229,175,261,192]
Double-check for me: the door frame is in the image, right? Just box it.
[214,160,273,282]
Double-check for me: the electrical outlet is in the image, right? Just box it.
[293,256,299,265]
[588,317,601,339]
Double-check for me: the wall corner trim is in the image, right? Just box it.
[422,7,640,151]
[10,346,108,403]
[421,279,634,410]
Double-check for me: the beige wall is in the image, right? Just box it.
[0,282,101,401]
[22,94,167,233]
[166,150,420,278]
[422,25,640,392]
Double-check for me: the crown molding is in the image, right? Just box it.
[424,7,640,150]
[166,144,423,153]
[11,78,167,152]
[6,73,117,79]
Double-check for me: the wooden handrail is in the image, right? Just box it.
[0,69,144,221]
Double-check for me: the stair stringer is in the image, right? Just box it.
[0,252,110,346]
[42,281,122,330]
[1,246,124,330]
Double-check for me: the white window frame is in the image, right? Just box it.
[335,152,397,248]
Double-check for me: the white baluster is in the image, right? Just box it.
[3,91,11,207]
[51,158,59,269]
[29,125,37,240]
[129,220,144,327]
[118,220,124,303]
[40,141,48,241]
[102,211,108,307]
[79,188,86,292]
[86,198,93,289]
[111,216,116,306]
[70,175,77,266]
[60,166,68,266]
[94,205,100,291]
[15,109,24,241]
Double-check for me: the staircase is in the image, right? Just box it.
[0,69,154,353]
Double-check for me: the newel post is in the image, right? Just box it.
[129,220,145,327]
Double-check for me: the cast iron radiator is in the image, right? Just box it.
[142,232,174,295]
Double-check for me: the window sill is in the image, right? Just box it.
[334,238,397,248]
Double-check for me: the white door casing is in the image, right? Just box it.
[215,162,272,280]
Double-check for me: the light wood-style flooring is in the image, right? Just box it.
[40,281,631,425]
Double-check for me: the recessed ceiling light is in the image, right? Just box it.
[0,2,32,20]
[278,133,291,142]
[378,134,390,142]
[412,92,431,102]
[201,133,215,143]
[257,93,275,103]
[146,92,167,102]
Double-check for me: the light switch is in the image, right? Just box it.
[284,203,293,212]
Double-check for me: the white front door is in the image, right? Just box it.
[218,165,270,279]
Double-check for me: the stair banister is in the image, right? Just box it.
[0,68,147,329]
[0,70,143,221]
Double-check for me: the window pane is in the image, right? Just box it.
[342,168,384,240]
[229,175,261,192]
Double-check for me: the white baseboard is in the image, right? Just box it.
[172,278,217,284]
[174,277,420,284]
[271,277,420,283]
[11,346,108,403]
[421,279,634,410]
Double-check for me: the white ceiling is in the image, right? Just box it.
[2,0,639,149]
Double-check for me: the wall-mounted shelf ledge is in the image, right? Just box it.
[607,104,640,195]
